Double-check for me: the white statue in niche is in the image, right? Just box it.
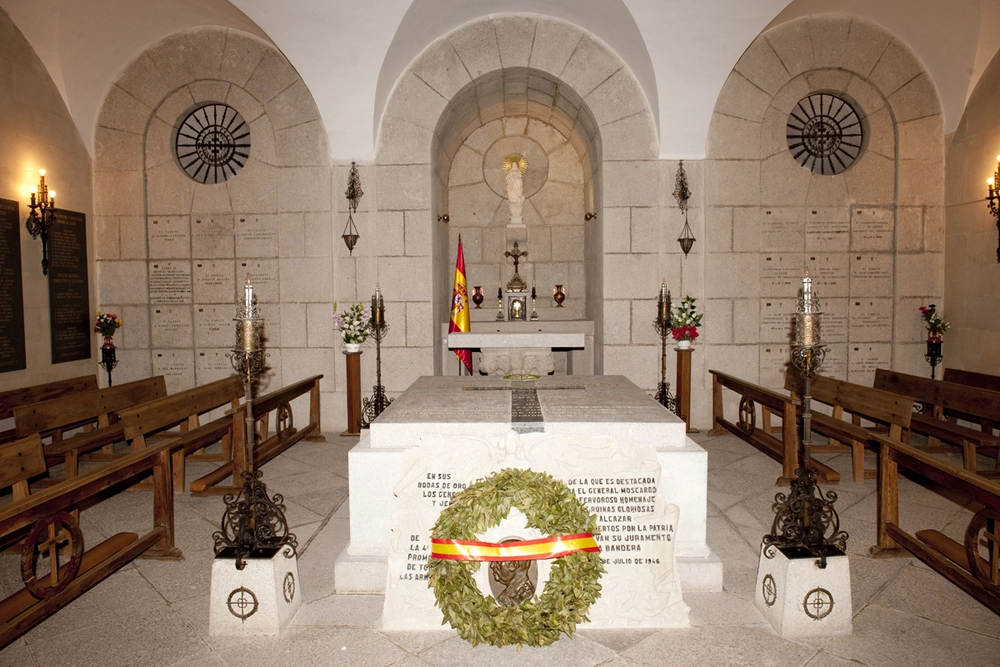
[503,154,527,225]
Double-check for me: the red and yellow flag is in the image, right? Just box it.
[431,533,600,561]
[449,236,472,374]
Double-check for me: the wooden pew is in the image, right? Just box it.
[0,433,181,648]
[118,376,244,492]
[0,376,97,444]
[786,371,914,482]
[871,433,1000,616]
[873,369,1000,474]
[708,370,809,484]
[12,377,168,479]
[190,374,325,495]
[943,368,1000,435]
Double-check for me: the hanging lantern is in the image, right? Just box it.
[342,161,363,255]
[673,161,696,258]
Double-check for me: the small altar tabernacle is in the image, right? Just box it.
[503,241,529,321]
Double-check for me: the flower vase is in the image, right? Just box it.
[102,335,115,350]
[677,339,692,350]
[345,343,361,353]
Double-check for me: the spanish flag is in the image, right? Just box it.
[449,236,472,374]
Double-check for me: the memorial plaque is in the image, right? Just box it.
[150,306,193,348]
[850,254,892,296]
[805,208,850,251]
[195,305,235,348]
[847,343,891,385]
[383,432,688,629]
[760,345,792,388]
[196,349,235,385]
[237,260,278,303]
[235,215,279,258]
[147,216,190,259]
[48,210,91,364]
[806,254,849,297]
[0,199,25,372]
[760,299,796,343]
[761,209,804,251]
[193,260,235,304]
[851,208,894,252]
[822,298,849,343]
[152,349,195,394]
[192,216,235,258]
[822,343,848,380]
[849,299,892,342]
[761,254,804,297]
[149,261,192,304]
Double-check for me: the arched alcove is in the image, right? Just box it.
[374,13,658,380]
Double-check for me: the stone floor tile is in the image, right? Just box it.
[134,547,216,603]
[622,625,817,666]
[575,628,657,652]
[824,604,1000,666]
[0,639,32,667]
[216,627,408,667]
[165,652,230,667]
[381,629,455,654]
[686,590,767,626]
[723,565,759,600]
[802,650,866,666]
[416,633,616,667]
[846,555,909,609]
[290,592,384,628]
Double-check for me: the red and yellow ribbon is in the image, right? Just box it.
[431,533,599,562]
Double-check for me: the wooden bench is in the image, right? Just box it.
[0,376,97,444]
[871,433,1000,616]
[786,371,913,482]
[12,377,168,479]
[119,376,244,493]
[190,374,325,495]
[873,369,1000,474]
[943,368,1000,435]
[708,370,808,484]
[0,433,180,648]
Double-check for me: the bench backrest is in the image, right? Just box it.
[13,376,169,437]
[119,376,244,440]
[0,434,46,500]
[786,370,912,428]
[943,368,1000,394]
[0,376,97,421]
[873,369,1000,421]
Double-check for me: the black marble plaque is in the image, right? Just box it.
[511,387,543,422]
[48,209,91,364]
[0,199,25,372]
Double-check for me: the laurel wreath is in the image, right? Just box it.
[427,468,604,647]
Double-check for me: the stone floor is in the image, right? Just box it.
[1,431,999,666]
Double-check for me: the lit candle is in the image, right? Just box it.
[990,178,995,197]
[660,281,668,303]
[376,284,384,308]
[244,274,253,308]
[30,187,35,206]
[49,191,54,208]
[802,269,813,312]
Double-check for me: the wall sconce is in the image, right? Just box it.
[673,161,695,257]
[986,156,1000,263]
[584,212,597,221]
[25,169,56,274]
[437,214,449,223]
[342,161,362,255]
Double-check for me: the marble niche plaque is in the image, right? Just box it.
[193,261,235,304]
[152,349,195,394]
[805,208,850,251]
[149,261,193,304]
[148,217,190,259]
[238,260,278,303]
[760,345,792,389]
[150,306,193,348]
[196,350,235,385]
[806,254,849,297]
[849,254,892,297]
[851,208,894,252]
[760,299,797,343]
[192,216,235,259]
[761,254,804,297]
[820,298,849,343]
[194,305,235,349]
[382,431,689,630]
[235,215,279,258]
[848,299,893,342]
[847,344,891,386]
[821,343,848,380]
[761,209,804,251]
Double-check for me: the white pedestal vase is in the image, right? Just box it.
[754,544,852,638]
[210,547,302,636]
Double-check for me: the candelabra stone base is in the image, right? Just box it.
[754,544,852,638]
[210,546,302,636]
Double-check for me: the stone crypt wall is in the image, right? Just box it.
[93,27,338,425]
[703,15,945,423]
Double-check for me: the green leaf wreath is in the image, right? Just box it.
[427,468,604,647]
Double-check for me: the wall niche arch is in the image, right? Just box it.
[374,13,659,379]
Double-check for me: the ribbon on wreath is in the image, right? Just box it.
[430,533,599,561]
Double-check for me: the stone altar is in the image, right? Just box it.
[334,376,722,609]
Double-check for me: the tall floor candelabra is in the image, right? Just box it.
[762,271,847,568]
[361,286,394,428]
[214,276,296,570]
[652,282,677,412]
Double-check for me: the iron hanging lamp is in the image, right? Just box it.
[673,161,695,257]
[342,161,362,255]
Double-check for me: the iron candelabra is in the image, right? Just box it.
[652,282,677,412]
[25,169,56,274]
[361,286,393,428]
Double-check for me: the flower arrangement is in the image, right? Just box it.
[94,312,123,337]
[671,296,703,342]
[919,304,949,334]
[332,302,371,345]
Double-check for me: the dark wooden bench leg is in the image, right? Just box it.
[145,447,182,560]
[708,374,727,436]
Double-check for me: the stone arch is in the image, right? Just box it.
[704,14,944,393]
[93,26,331,394]
[375,13,658,377]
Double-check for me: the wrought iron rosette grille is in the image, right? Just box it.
[213,470,298,570]
[762,467,848,568]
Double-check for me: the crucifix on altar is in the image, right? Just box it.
[502,241,533,321]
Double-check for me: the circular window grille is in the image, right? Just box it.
[786,94,863,175]
[175,104,251,184]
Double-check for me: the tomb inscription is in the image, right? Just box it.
[0,199,25,372]
[150,261,193,304]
